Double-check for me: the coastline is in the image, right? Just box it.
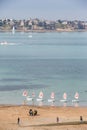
[0,105,87,130]
[0,29,87,33]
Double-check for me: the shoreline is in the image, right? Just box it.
[0,29,87,33]
[0,104,87,107]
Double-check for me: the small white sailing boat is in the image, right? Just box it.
[37,91,44,102]
[72,92,79,103]
[48,92,55,102]
[26,92,35,101]
[0,41,8,45]
[28,32,32,38]
[60,92,67,102]
[22,90,28,97]
[12,26,15,34]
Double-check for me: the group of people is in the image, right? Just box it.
[29,109,37,116]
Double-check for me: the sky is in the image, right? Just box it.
[0,0,87,20]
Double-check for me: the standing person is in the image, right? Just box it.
[80,116,83,122]
[17,117,20,125]
[56,117,59,123]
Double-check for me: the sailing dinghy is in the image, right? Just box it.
[72,92,79,103]
[37,91,44,102]
[60,92,67,102]
[48,92,55,102]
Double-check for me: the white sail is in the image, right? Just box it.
[48,92,55,102]
[22,90,28,97]
[39,91,43,99]
[72,92,79,103]
[75,92,79,99]
[51,92,55,99]
[60,92,67,102]
[37,91,44,101]
[12,26,15,34]
[63,93,67,100]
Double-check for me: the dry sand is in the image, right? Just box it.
[0,105,87,130]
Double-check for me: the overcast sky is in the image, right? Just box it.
[0,0,87,20]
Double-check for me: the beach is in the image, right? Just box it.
[0,105,87,130]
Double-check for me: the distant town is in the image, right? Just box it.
[0,18,87,32]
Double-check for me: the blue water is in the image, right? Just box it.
[0,32,87,106]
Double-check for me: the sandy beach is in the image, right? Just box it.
[0,105,87,130]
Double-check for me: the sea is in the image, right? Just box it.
[0,31,87,106]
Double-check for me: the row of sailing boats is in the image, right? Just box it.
[23,91,79,103]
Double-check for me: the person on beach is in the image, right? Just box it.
[80,116,83,122]
[34,110,37,116]
[17,117,20,125]
[29,109,33,116]
[56,117,59,123]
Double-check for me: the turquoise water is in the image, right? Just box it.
[0,32,87,106]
